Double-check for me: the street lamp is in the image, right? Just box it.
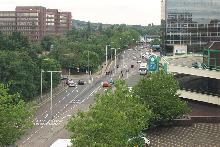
[105,45,111,66]
[40,69,44,102]
[111,48,118,74]
[46,70,61,131]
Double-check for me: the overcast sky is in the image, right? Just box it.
[0,0,161,26]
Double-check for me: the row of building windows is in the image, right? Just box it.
[0,18,16,21]
[0,12,15,17]
[17,13,38,17]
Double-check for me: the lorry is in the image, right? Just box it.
[139,62,148,75]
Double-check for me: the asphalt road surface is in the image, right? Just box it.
[16,47,146,147]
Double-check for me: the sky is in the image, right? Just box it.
[0,0,161,26]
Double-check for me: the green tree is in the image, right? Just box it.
[41,35,54,51]
[0,51,40,100]
[67,80,152,146]
[0,83,34,146]
[133,71,190,125]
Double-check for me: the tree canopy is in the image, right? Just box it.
[0,83,34,146]
[67,80,152,146]
[133,71,190,125]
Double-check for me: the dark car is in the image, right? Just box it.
[78,80,85,85]
[192,61,202,68]
[61,76,68,80]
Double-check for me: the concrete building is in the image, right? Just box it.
[0,6,72,41]
[161,0,220,54]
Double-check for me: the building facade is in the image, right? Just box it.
[0,6,72,41]
[161,0,220,54]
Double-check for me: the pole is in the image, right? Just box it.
[68,68,70,77]
[50,71,53,129]
[111,49,112,60]
[88,51,89,74]
[45,70,61,131]
[106,45,108,66]
[123,55,124,68]
[115,48,117,74]
[40,69,43,102]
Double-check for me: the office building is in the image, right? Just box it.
[0,6,72,41]
[161,0,220,54]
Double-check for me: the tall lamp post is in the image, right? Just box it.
[111,48,118,74]
[105,45,111,66]
[40,69,45,102]
[47,70,61,130]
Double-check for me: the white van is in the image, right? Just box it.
[50,139,72,147]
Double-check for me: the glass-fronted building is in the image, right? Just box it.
[161,0,220,54]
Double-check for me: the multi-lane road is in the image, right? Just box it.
[16,47,147,147]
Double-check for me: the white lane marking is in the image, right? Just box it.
[42,110,48,115]
[35,129,40,134]
[80,85,101,104]
[44,114,48,119]
[69,86,89,103]
[62,97,66,101]
[67,93,70,96]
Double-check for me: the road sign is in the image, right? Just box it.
[148,55,158,72]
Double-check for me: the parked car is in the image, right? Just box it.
[77,80,85,85]
[102,81,111,88]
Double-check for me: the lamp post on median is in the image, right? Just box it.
[105,45,111,66]
[46,70,61,131]
[40,69,44,102]
[111,48,118,74]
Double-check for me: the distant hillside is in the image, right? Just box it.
[72,19,111,30]
[72,19,160,35]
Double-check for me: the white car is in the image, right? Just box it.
[68,80,76,87]
[137,60,142,63]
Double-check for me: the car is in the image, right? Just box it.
[77,80,85,85]
[69,82,76,87]
[192,61,202,68]
[60,75,68,80]
[137,60,142,63]
[108,78,114,85]
[68,80,76,87]
[102,81,110,88]
[66,79,72,85]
